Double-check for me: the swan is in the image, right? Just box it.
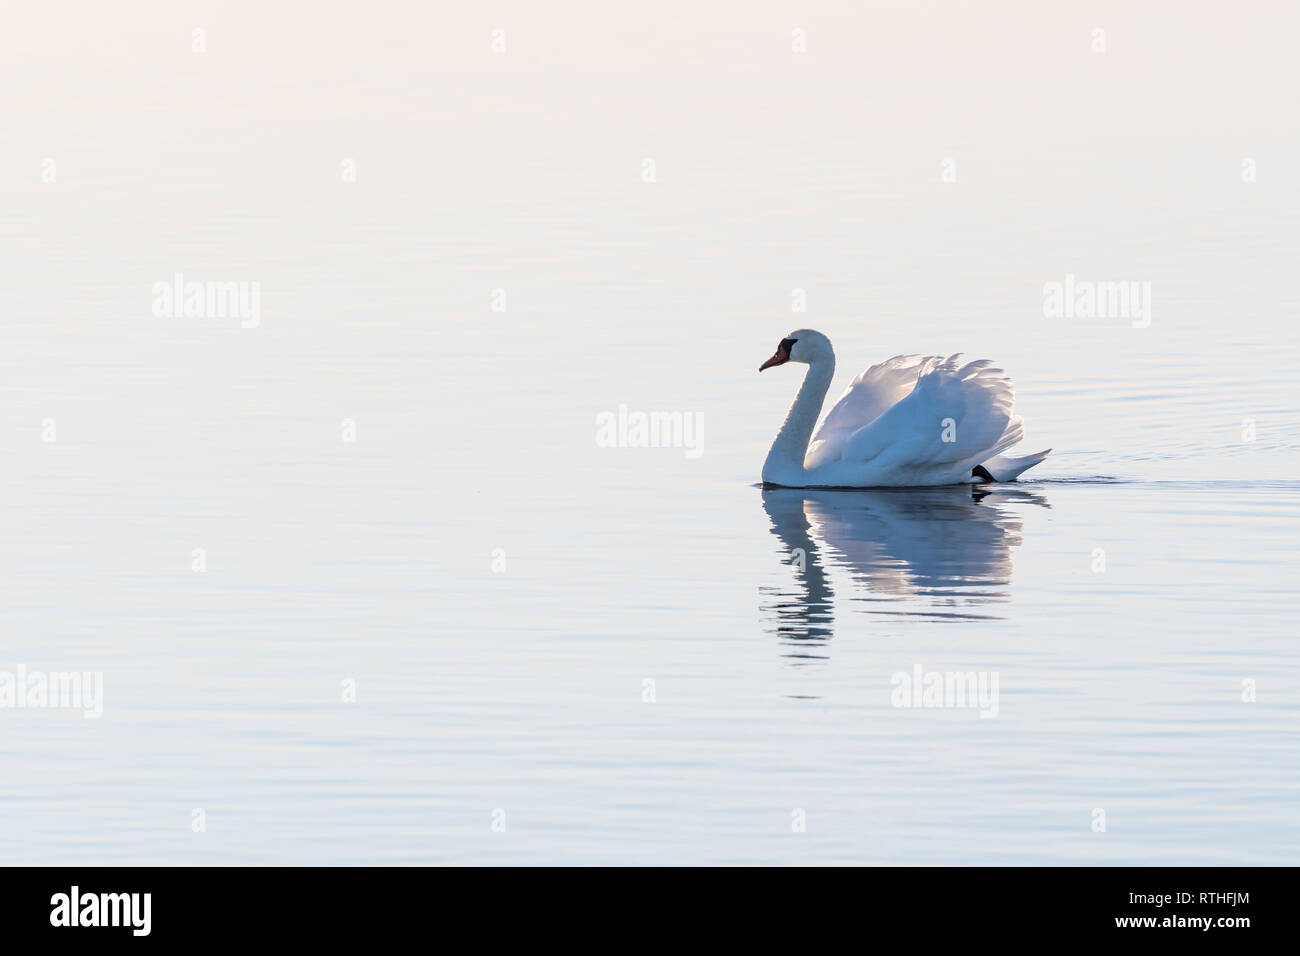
[759,329,1050,487]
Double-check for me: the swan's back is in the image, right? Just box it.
[804,354,1029,486]
[805,354,931,469]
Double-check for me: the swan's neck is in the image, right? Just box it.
[763,356,834,483]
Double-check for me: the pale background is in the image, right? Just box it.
[1,2,1297,863]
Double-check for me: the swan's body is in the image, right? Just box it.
[759,330,1049,488]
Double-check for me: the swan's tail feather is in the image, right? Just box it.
[976,448,1051,483]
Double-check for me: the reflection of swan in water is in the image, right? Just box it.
[759,484,1049,659]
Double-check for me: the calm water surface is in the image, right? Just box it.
[2,33,1298,864]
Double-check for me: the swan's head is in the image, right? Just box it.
[759,329,832,371]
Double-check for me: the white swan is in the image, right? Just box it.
[759,329,1050,487]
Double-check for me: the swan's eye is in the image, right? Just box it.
[781,337,797,351]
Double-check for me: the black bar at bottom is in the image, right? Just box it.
[0,866,1278,943]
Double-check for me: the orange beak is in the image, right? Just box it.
[760,342,791,371]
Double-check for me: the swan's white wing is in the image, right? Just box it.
[840,355,1022,477]
[804,354,934,469]
[811,355,1031,484]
